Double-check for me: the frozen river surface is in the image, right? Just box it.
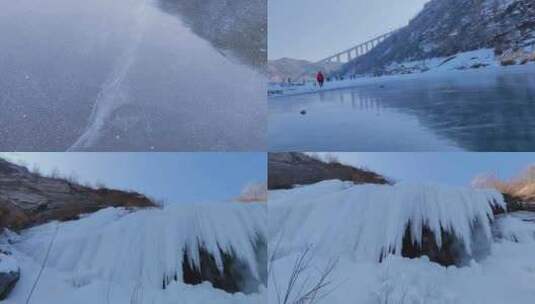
[269,65,535,151]
[0,0,266,151]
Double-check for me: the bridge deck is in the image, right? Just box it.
[317,30,397,64]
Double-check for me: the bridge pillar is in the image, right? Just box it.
[336,54,341,63]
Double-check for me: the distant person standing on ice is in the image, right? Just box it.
[316,71,325,87]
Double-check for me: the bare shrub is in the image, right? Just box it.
[237,182,267,203]
[153,198,167,208]
[30,164,41,176]
[49,167,61,179]
[307,153,322,161]
[323,153,340,165]
[472,164,535,201]
[269,235,338,304]
[66,171,79,184]
[95,180,107,190]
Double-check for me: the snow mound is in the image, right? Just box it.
[385,49,498,74]
[269,181,505,261]
[14,203,266,290]
[494,212,535,243]
[0,253,18,273]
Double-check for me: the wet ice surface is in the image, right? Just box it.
[0,0,266,151]
[269,65,535,151]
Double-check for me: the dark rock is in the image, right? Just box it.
[470,63,489,68]
[268,152,391,190]
[399,225,461,266]
[300,110,306,115]
[501,58,516,66]
[0,271,19,300]
[499,193,535,214]
[0,253,19,300]
[399,219,491,267]
[181,238,266,294]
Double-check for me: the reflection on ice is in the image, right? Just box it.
[269,65,535,151]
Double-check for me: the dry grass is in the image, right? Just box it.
[499,49,535,66]
[472,164,535,201]
[236,182,267,203]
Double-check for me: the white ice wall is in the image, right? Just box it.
[269,181,505,261]
[15,202,266,289]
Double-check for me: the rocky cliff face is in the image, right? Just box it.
[268,152,390,190]
[0,159,155,230]
[156,0,266,69]
[340,0,535,76]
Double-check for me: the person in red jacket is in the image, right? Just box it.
[316,71,325,87]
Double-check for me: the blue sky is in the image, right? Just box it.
[320,153,535,186]
[269,0,429,61]
[0,153,266,204]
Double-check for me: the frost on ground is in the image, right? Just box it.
[268,181,535,304]
[1,203,266,304]
[0,0,266,151]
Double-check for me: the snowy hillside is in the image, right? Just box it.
[268,181,535,304]
[340,0,535,76]
[1,203,266,303]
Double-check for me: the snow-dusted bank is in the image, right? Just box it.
[268,181,535,304]
[268,49,535,97]
[1,203,266,304]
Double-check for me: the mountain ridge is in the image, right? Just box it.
[339,0,535,76]
[0,158,155,231]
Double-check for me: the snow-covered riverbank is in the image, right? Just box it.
[268,181,535,304]
[268,49,535,98]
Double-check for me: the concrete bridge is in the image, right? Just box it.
[317,31,397,64]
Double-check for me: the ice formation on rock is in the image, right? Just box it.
[269,181,505,262]
[14,203,266,290]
